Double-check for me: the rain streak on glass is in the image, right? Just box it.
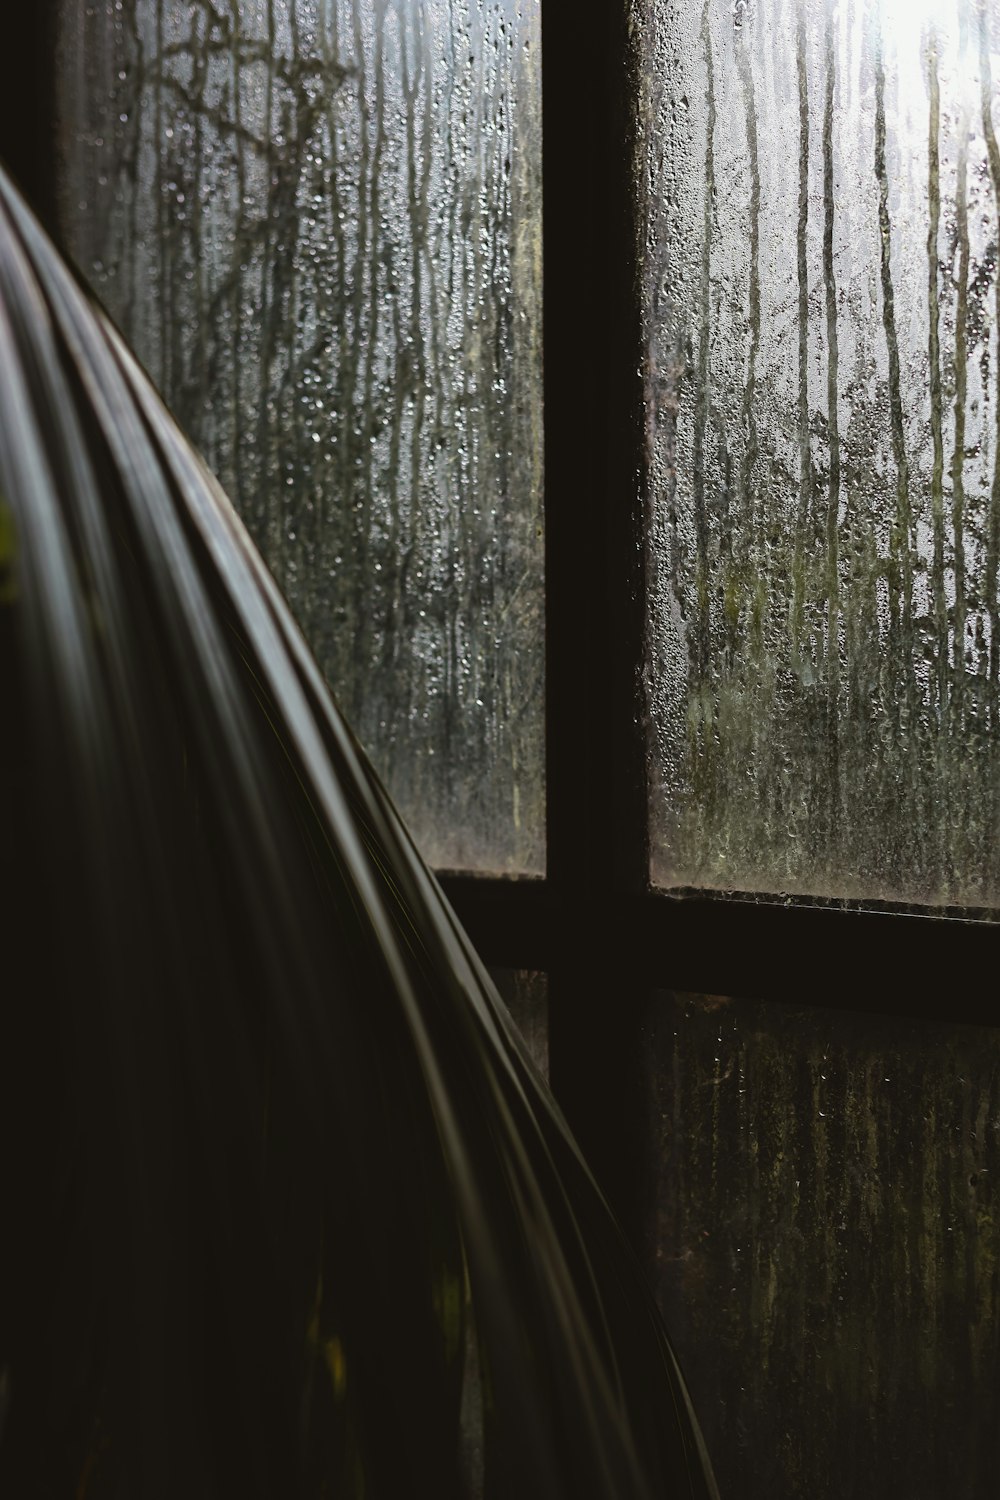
[57,0,544,874]
[641,0,1000,907]
[640,989,1000,1500]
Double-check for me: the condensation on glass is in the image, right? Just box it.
[57,0,544,874]
[639,989,1000,1500]
[641,0,1000,907]
[489,967,548,1078]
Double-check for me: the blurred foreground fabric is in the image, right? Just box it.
[0,162,718,1500]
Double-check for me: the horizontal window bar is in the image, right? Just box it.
[439,874,1000,1026]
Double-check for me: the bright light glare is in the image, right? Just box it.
[875,0,995,117]
[880,0,954,37]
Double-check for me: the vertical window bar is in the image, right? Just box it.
[542,0,651,1241]
[0,7,58,234]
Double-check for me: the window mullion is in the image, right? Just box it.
[1,6,58,234]
[541,0,651,1236]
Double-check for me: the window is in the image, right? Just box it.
[7,2,1000,1495]
[644,0,1000,910]
[56,0,544,875]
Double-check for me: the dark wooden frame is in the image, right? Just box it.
[6,0,999,1234]
[445,0,1000,1227]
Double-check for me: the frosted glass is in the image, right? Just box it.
[57,0,543,874]
[640,989,1000,1499]
[642,0,1000,906]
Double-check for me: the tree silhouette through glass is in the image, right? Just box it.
[643,0,1000,910]
[58,0,544,874]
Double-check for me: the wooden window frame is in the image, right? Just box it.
[5,0,999,1231]
[442,0,1000,1226]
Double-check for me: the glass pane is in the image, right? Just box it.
[56,0,544,874]
[489,967,548,1078]
[641,0,1000,907]
[470,970,548,1500]
[638,989,1000,1500]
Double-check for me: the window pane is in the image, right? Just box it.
[489,967,548,1078]
[641,0,1000,907]
[57,0,544,874]
[470,970,548,1500]
[638,989,1000,1500]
